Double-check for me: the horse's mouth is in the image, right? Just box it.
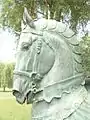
[13,90,31,104]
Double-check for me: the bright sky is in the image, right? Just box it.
[0,30,16,63]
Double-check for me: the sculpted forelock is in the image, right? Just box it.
[13,8,90,120]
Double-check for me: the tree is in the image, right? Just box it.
[80,35,90,76]
[0,62,15,91]
[0,0,90,33]
[6,63,15,88]
[0,63,5,88]
[1,63,7,91]
[0,0,37,31]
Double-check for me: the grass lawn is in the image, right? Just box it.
[0,92,32,120]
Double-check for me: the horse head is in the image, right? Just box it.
[13,8,84,104]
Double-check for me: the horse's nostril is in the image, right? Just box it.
[13,90,21,97]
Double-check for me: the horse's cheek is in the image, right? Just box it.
[37,43,55,75]
[15,51,28,71]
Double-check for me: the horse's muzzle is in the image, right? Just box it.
[13,89,26,104]
[13,76,27,104]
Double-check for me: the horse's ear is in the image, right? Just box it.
[23,7,35,28]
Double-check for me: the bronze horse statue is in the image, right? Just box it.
[13,8,90,120]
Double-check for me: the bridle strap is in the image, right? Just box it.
[13,70,43,80]
[13,70,31,78]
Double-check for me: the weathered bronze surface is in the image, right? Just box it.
[13,8,90,120]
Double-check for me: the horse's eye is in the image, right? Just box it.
[21,43,30,50]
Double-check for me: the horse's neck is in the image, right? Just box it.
[41,55,73,87]
[40,49,83,89]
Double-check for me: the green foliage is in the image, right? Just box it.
[0,0,90,32]
[80,35,90,75]
[0,63,5,87]
[0,0,37,31]
[0,0,24,31]
[0,62,15,89]
[5,63,15,88]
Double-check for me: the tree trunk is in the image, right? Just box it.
[3,84,6,92]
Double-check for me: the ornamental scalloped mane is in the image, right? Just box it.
[13,8,90,120]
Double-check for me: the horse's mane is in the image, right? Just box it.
[22,18,82,73]
[33,19,79,45]
[34,19,82,74]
